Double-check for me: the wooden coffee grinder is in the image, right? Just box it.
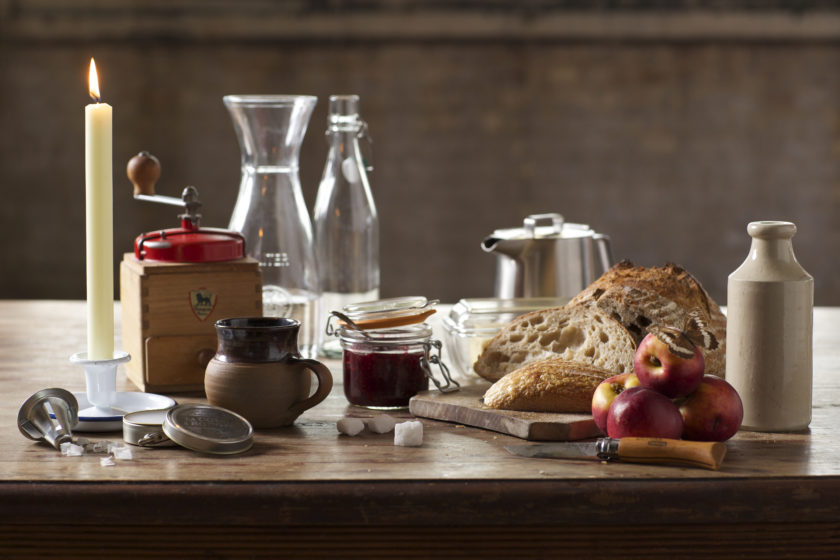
[120,152,262,393]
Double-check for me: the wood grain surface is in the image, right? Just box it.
[1,301,839,558]
[409,383,601,441]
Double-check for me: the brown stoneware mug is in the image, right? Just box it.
[204,317,333,429]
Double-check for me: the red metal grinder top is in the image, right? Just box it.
[134,217,245,263]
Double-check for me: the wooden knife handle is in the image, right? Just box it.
[610,437,727,470]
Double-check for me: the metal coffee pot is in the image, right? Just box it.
[482,213,613,299]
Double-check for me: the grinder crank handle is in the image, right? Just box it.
[599,437,727,470]
[127,151,203,228]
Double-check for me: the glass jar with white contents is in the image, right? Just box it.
[326,297,459,409]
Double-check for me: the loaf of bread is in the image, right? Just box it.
[568,260,727,376]
[473,305,636,382]
[483,358,611,413]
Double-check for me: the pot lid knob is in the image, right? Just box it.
[524,213,564,237]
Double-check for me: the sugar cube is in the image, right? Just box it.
[112,445,133,460]
[394,421,423,447]
[60,442,84,457]
[366,414,396,434]
[337,417,365,436]
[100,456,115,467]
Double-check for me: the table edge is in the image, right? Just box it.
[4,476,839,526]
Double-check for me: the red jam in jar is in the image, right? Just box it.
[340,324,432,409]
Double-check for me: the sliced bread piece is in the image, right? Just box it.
[483,358,612,413]
[473,305,636,382]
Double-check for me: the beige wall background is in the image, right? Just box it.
[2,1,839,305]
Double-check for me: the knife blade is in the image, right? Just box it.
[505,437,726,470]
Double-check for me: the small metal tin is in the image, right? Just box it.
[123,408,177,447]
[163,403,253,455]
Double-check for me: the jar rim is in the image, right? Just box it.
[339,323,433,345]
[215,317,300,330]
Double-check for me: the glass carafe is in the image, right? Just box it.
[224,95,320,358]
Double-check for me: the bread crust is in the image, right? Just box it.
[569,260,727,376]
[483,358,611,413]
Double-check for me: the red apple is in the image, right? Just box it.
[634,332,705,398]
[591,372,641,434]
[679,375,744,442]
[606,386,684,439]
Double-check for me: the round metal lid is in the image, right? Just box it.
[162,404,253,455]
[134,227,245,263]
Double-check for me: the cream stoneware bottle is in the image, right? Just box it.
[726,221,813,432]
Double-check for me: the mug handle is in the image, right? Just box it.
[285,357,334,419]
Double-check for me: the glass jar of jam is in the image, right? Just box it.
[328,297,459,409]
[340,324,432,409]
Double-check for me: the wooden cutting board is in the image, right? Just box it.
[409,383,601,441]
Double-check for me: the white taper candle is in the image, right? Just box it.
[85,58,114,360]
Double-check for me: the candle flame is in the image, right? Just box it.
[88,58,101,102]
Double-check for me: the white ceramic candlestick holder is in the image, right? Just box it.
[69,350,176,432]
[70,350,131,414]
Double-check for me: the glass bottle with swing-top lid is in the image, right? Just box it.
[314,94,379,358]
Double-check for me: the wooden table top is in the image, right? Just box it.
[1,300,839,553]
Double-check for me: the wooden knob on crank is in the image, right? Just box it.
[127,151,161,196]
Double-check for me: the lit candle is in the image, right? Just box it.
[85,58,114,360]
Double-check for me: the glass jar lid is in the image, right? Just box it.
[335,297,438,331]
